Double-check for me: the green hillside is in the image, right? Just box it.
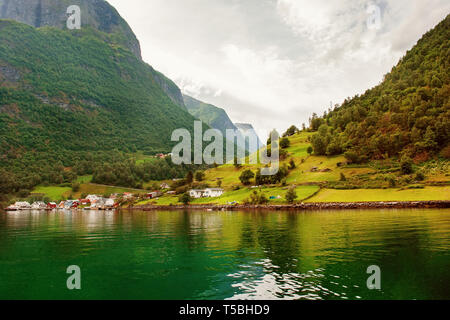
[183,94,237,136]
[0,20,200,194]
[0,0,142,59]
[139,130,449,206]
[310,15,449,162]
[139,15,450,206]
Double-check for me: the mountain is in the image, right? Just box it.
[309,14,450,162]
[234,123,265,153]
[0,0,141,59]
[183,94,237,135]
[0,0,187,109]
[0,17,201,192]
[183,95,264,153]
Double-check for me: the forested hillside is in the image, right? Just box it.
[0,20,200,194]
[310,15,449,163]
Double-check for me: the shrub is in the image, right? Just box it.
[246,190,269,205]
[179,192,192,205]
[344,151,361,164]
[387,176,397,187]
[186,171,194,184]
[239,170,255,186]
[288,159,296,170]
[400,159,414,175]
[285,187,298,203]
[415,172,425,181]
[195,171,205,182]
[280,137,291,149]
[340,173,347,182]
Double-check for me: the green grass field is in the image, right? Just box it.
[306,186,450,203]
[32,183,148,201]
[142,185,320,206]
[31,186,72,201]
[76,175,93,183]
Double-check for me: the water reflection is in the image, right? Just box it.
[0,209,449,300]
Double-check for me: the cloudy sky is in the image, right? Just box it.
[108,0,449,138]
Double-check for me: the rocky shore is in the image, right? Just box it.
[133,200,450,212]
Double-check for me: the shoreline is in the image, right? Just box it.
[132,200,450,211]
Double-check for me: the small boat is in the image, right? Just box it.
[5,205,18,212]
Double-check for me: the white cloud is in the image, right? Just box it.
[107,0,450,137]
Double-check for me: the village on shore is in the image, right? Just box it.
[5,186,226,212]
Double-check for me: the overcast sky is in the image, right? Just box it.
[108,0,449,139]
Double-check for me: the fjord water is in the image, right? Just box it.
[0,209,449,300]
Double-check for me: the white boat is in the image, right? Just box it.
[5,205,18,212]
[15,202,32,210]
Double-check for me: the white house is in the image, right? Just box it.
[86,195,101,202]
[203,188,225,198]
[189,188,224,199]
[160,183,170,189]
[104,199,115,208]
[31,201,47,209]
[189,190,205,199]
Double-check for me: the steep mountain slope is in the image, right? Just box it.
[0,0,187,109]
[0,20,198,190]
[183,94,237,135]
[0,0,141,59]
[310,14,449,162]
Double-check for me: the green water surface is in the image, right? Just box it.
[0,209,449,300]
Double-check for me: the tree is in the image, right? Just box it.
[283,125,298,137]
[217,180,223,188]
[280,137,291,149]
[288,159,296,170]
[307,146,313,156]
[179,192,192,205]
[239,170,255,185]
[344,151,361,164]
[186,171,194,184]
[195,171,205,182]
[285,186,298,203]
[246,190,269,204]
[400,159,414,175]
[340,173,347,182]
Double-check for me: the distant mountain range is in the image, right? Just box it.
[183,94,263,153]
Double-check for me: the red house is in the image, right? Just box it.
[146,191,163,199]
[47,202,57,209]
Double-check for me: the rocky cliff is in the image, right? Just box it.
[0,0,142,59]
[0,0,189,108]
